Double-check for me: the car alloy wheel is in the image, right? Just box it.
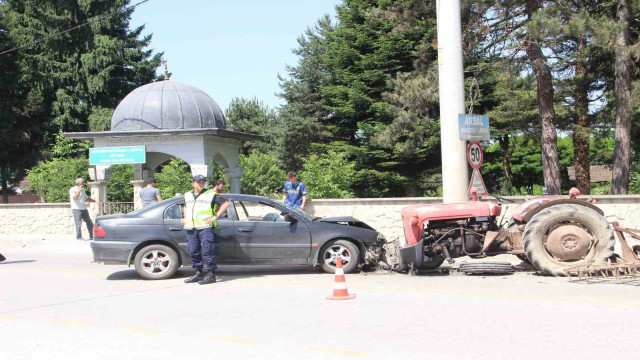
[320,240,360,274]
[140,249,173,276]
[134,244,180,280]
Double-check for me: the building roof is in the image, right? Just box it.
[111,80,226,131]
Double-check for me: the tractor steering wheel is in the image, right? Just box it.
[490,193,515,203]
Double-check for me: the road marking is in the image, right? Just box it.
[306,347,367,357]
[49,320,87,328]
[208,335,260,344]
[234,279,640,308]
[126,327,166,335]
[0,315,17,321]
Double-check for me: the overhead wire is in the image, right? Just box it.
[0,0,151,56]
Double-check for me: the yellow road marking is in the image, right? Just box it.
[49,320,87,328]
[0,315,17,321]
[235,279,640,307]
[208,335,260,345]
[306,347,367,357]
[126,327,166,335]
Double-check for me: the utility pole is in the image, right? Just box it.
[437,0,468,203]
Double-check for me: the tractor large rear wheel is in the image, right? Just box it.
[523,204,615,276]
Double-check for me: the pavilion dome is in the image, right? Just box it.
[110,80,226,131]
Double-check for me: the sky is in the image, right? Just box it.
[128,0,341,112]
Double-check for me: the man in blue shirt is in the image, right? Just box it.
[283,171,307,210]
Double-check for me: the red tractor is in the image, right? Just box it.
[383,189,627,276]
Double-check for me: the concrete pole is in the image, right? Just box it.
[437,0,469,203]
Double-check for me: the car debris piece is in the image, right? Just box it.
[459,261,514,275]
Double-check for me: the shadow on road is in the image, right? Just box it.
[0,260,37,265]
[106,265,323,282]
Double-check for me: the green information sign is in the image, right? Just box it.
[89,146,146,165]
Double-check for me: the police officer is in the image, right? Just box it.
[182,176,229,285]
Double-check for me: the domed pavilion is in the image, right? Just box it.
[65,78,260,211]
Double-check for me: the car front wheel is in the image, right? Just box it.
[134,244,180,280]
[320,240,360,274]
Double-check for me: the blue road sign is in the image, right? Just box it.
[89,146,146,165]
[458,114,490,141]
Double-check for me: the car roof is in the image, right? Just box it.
[175,193,274,202]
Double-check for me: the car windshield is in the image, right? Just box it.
[280,202,314,221]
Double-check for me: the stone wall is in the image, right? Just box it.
[305,196,640,239]
[0,203,100,237]
[1,196,638,239]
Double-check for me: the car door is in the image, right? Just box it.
[232,200,311,260]
[163,201,235,260]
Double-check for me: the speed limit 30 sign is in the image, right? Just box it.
[467,141,483,169]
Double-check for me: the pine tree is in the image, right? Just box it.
[0,3,46,203]
[4,0,162,133]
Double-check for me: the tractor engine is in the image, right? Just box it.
[422,216,501,259]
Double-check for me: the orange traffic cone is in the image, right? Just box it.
[326,257,356,300]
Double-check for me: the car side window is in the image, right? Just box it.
[234,201,284,222]
[164,203,183,220]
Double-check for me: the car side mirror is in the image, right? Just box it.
[284,214,297,223]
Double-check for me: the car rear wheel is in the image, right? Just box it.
[320,240,360,274]
[134,244,180,280]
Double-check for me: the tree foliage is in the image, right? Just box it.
[239,153,286,197]
[154,158,192,200]
[0,5,46,203]
[27,158,88,203]
[225,97,281,156]
[4,0,162,132]
[298,151,355,199]
[107,165,133,202]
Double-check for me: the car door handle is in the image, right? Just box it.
[238,228,253,233]
[169,227,183,231]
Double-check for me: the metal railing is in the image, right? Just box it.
[101,202,135,215]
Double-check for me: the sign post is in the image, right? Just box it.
[466,141,488,196]
[459,114,490,141]
[89,146,146,166]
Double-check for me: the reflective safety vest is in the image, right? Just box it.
[184,189,218,230]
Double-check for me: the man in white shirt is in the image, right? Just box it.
[69,178,100,240]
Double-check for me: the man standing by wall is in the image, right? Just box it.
[182,176,229,285]
[69,178,100,240]
[139,178,162,207]
[283,171,307,210]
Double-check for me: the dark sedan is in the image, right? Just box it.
[90,194,386,280]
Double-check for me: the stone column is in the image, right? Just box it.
[131,180,146,210]
[88,181,107,217]
[225,167,244,194]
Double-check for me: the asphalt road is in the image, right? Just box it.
[1,241,639,360]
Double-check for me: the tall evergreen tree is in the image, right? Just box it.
[0,3,46,203]
[4,0,162,133]
[225,97,281,156]
[279,0,439,197]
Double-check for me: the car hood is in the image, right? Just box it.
[318,216,376,231]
